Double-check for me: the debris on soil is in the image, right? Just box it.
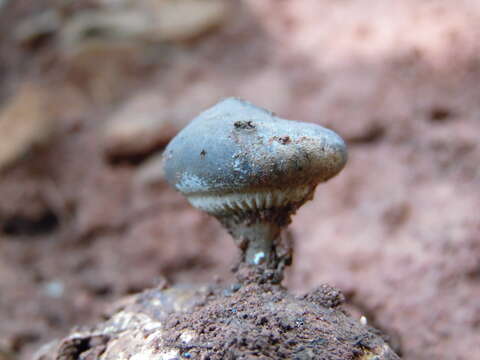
[344,122,386,145]
[0,83,56,173]
[301,283,346,309]
[36,283,399,360]
[14,9,62,47]
[102,92,179,163]
[134,152,166,188]
[60,9,151,52]
[60,0,229,51]
[146,0,229,42]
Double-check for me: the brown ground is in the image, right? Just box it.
[39,283,399,360]
[1,0,480,359]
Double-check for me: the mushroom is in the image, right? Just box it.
[163,98,347,275]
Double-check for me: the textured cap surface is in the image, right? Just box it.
[164,98,347,196]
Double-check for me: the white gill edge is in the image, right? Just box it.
[187,185,314,214]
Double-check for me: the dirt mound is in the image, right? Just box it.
[37,283,398,360]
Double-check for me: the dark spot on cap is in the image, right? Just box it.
[273,136,291,145]
[234,120,255,130]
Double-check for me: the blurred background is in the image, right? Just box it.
[0,0,479,359]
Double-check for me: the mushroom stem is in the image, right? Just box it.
[163,98,348,281]
[220,217,285,267]
[235,222,281,265]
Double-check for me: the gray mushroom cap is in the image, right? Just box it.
[164,98,347,199]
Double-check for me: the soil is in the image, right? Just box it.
[1,0,480,359]
[161,284,390,360]
[36,283,399,360]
